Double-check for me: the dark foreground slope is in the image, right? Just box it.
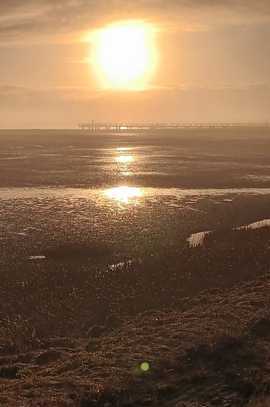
[2,273,270,406]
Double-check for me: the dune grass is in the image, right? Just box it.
[1,273,270,406]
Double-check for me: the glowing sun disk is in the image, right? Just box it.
[91,21,157,90]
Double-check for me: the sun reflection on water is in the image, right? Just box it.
[115,155,134,164]
[105,186,143,203]
[116,147,131,152]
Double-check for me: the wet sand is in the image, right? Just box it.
[1,128,270,333]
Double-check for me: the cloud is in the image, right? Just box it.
[1,0,270,43]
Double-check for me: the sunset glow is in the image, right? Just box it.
[2,1,270,405]
[90,21,157,90]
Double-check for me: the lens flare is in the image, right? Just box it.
[140,362,150,372]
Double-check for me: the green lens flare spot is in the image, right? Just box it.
[140,362,150,372]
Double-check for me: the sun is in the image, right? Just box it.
[90,21,157,90]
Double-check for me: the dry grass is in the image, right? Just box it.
[1,273,270,406]
[0,316,40,354]
[248,399,270,407]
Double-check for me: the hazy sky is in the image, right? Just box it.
[1,0,270,128]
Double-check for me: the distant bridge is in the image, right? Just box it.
[78,121,270,132]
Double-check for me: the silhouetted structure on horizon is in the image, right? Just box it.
[78,121,270,132]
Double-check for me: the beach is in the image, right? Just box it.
[1,128,270,405]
